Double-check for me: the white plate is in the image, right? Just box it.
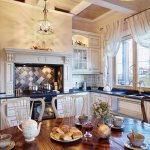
[111,125,124,130]
[124,141,149,150]
[50,133,82,143]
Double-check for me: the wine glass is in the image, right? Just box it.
[82,122,94,138]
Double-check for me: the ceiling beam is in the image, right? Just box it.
[71,1,91,15]
[85,0,136,14]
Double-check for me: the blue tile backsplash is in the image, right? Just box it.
[15,65,63,92]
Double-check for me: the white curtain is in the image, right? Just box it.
[101,19,123,91]
[127,9,150,48]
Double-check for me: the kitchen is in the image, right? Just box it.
[0,0,150,149]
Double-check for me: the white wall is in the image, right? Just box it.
[0,0,73,93]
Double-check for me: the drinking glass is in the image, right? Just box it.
[82,122,93,138]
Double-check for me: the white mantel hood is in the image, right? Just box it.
[5,48,72,57]
[4,48,72,64]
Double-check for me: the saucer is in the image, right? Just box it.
[0,141,15,150]
[111,125,124,130]
[124,141,149,150]
[75,122,82,126]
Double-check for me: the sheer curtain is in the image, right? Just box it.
[101,19,123,91]
[127,9,150,48]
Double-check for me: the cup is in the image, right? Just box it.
[112,116,124,127]
[127,133,144,147]
[0,134,12,148]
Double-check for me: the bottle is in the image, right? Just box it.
[75,82,78,89]
[83,81,87,91]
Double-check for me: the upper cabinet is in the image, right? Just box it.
[72,29,100,74]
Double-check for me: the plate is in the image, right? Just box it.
[50,133,82,143]
[0,141,15,150]
[111,125,124,130]
[124,141,149,150]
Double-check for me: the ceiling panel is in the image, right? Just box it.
[104,0,150,11]
[77,4,110,20]
[54,0,83,12]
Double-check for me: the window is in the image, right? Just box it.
[115,38,133,86]
[114,37,150,89]
[137,45,150,87]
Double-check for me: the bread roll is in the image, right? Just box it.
[66,132,73,137]
[60,125,70,133]
[52,127,59,132]
[60,134,72,141]
[72,131,83,139]
[50,132,64,140]
[56,128,64,134]
[69,127,79,133]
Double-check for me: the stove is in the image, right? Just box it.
[30,90,57,120]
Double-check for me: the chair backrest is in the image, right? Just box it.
[52,94,87,118]
[141,96,148,123]
[1,97,45,129]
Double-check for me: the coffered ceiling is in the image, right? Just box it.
[77,4,110,20]
[14,0,150,21]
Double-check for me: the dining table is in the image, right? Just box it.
[0,117,150,150]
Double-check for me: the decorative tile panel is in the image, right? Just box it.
[15,65,63,92]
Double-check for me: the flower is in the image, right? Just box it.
[91,101,110,124]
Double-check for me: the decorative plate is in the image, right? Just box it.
[50,133,82,143]
[124,141,149,150]
[0,141,15,150]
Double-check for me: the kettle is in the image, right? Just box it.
[18,118,42,142]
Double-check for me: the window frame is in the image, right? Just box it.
[113,35,150,92]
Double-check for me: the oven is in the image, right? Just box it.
[30,91,57,120]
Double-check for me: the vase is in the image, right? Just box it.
[95,117,109,127]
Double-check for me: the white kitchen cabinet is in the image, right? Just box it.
[117,97,142,120]
[72,29,100,74]
[73,47,89,73]
[143,101,150,123]
[57,93,90,117]
[89,48,100,72]
[90,93,111,115]
[0,97,30,129]
[89,35,100,48]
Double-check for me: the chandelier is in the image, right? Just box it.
[38,0,53,35]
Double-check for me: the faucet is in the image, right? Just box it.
[137,80,144,95]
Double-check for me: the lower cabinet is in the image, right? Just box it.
[0,97,30,130]
[57,93,90,117]
[144,101,150,123]
[90,93,111,114]
[117,98,142,120]
[90,93,143,121]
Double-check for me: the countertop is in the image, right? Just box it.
[1,88,150,101]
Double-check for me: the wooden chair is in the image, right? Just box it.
[52,94,87,118]
[1,97,45,129]
[141,96,149,123]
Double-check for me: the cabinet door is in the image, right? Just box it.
[75,93,89,116]
[73,48,88,73]
[6,98,30,127]
[118,98,142,119]
[90,49,100,71]
[90,93,111,115]
[89,36,100,48]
